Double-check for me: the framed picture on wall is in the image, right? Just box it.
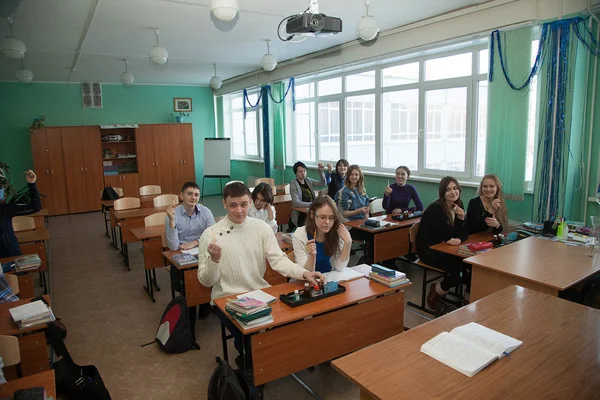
[174,98,192,112]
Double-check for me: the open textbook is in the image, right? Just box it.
[420,322,522,377]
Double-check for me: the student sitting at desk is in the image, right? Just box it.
[292,196,352,274]
[325,159,349,200]
[383,165,424,215]
[248,183,277,233]
[290,161,327,228]
[416,176,468,309]
[338,165,370,221]
[0,268,19,303]
[0,170,41,258]
[165,181,215,251]
[467,174,508,235]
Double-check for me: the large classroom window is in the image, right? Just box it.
[285,38,542,182]
[223,90,263,159]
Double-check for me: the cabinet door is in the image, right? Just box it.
[81,126,103,212]
[152,125,173,194]
[180,124,196,183]
[29,129,53,213]
[136,125,156,187]
[61,127,87,213]
[121,173,139,197]
[103,175,121,191]
[46,128,70,215]
[168,124,185,192]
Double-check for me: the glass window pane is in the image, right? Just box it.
[346,94,375,167]
[231,95,243,109]
[526,40,540,183]
[295,83,314,100]
[245,111,258,156]
[317,77,342,96]
[231,111,245,156]
[295,102,316,162]
[425,87,467,172]
[476,81,487,176]
[285,100,294,164]
[382,90,419,171]
[425,53,472,81]
[382,63,419,86]
[479,49,489,75]
[346,71,375,92]
[318,101,340,162]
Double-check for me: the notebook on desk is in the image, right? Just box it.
[324,268,365,282]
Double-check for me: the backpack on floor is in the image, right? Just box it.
[208,357,249,400]
[101,185,119,201]
[154,296,195,353]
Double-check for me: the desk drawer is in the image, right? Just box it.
[184,269,211,307]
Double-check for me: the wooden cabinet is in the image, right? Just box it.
[169,124,196,190]
[29,128,69,215]
[61,127,103,213]
[136,125,156,187]
[152,125,173,194]
[105,173,139,197]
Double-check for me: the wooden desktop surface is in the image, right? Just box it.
[0,295,51,336]
[101,193,162,208]
[113,205,170,220]
[344,215,419,233]
[465,236,600,291]
[29,209,48,217]
[332,285,600,400]
[430,232,494,257]
[131,225,166,241]
[273,194,291,204]
[15,228,50,243]
[213,277,410,335]
[0,369,56,398]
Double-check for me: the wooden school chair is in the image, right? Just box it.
[142,212,168,302]
[139,185,161,196]
[113,197,141,265]
[153,194,179,208]
[0,335,21,377]
[254,177,275,187]
[12,216,35,232]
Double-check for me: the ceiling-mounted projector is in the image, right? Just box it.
[285,13,342,35]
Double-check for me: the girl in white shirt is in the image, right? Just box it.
[248,183,277,232]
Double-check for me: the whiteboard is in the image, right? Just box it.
[204,138,231,177]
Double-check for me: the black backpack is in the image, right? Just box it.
[101,185,119,201]
[208,357,249,400]
[154,296,195,353]
[45,322,112,400]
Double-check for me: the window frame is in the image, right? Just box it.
[223,89,263,161]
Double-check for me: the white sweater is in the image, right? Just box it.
[197,216,307,301]
[292,226,349,273]
[248,202,278,233]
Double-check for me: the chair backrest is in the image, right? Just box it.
[409,221,420,246]
[287,251,295,263]
[225,180,244,186]
[369,198,385,216]
[255,177,275,187]
[0,335,21,367]
[139,185,161,196]
[4,273,19,295]
[153,194,179,208]
[12,216,35,232]
[284,184,290,194]
[113,197,141,211]
[145,212,167,227]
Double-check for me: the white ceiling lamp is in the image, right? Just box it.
[357,0,379,42]
[149,28,168,65]
[16,57,33,84]
[211,0,239,22]
[260,40,277,72]
[210,63,222,90]
[1,16,26,59]
[120,59,134,85]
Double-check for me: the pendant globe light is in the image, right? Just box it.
[210,63,222,90]
[120,59,134,85]
[260,40,277,72]
[357,0,379,41]
[16,57,33,84]
[1,16,26,59]
[211,0,239,22]
[149,28,168,65]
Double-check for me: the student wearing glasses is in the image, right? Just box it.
[248,183,277,233]
[292,196,352,274]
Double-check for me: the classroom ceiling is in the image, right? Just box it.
[0,0,490,86]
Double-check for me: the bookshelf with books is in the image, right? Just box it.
[101,125,139,197]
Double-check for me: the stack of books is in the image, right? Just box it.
[9,300,56,329]
[171,253,197,266]
[457,244,492,257]
[369,264,410,287]
[14,254,41,272]
[225,297,273,329]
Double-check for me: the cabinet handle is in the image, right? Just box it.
[81,167,84,172]
[156,162,159,166]
[85,167,88,172]
[152,162,155,167]
[180,160,183,165]
[46,169,49,174]
[183,160,186,165]
[50,169,54,174]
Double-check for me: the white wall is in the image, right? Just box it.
[215,0,599,95]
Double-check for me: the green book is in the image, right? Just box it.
[226,307,272,323]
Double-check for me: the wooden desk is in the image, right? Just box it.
[102,194,161,209]
[0,254,38,298]
[16,228,50,293]
[131,225,168,302]
[214,277,411,387]
[344,216,420,263]
[332,285,600,400]
[273,194,292,228]
[465,237,600,301]
[28,209,48,229]
[0,370,56,398]
[430,232,494,258]
[0,295,51,377]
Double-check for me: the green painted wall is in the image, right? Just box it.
[0,82,223,195]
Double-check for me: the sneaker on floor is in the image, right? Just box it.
[427,284,443,310]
